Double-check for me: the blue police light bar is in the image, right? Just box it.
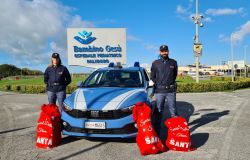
[134,62,140,67]
[108,62,114,67]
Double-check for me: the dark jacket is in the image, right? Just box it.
[44,65,71,92]
[150,58,178,93]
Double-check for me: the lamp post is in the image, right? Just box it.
[230,34,234,82]
[192,0,204,83]
[245,45,248,78]
[20,68,22,79]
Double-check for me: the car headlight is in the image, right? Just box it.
[121,104,135,113]
[63,103,73,112]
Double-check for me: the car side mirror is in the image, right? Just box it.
[146,80,154,89]
[146,84,153,89]
[77,81,84,88]
[146,81,155,98]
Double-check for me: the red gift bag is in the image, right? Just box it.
[165,116,195,152]
[133,102,167,155]
[36,104,61,149]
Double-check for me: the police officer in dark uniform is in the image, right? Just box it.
[44,53,71,112]
[150,45,178,141]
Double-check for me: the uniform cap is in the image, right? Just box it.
[52,53,60,59]
[159,45,169,52]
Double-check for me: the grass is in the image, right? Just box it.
[176,76,219,83]
[1,74,249,88]
[0,76,87,87]
[176,76,194,83]
[1,75,249,93]
[0,75,225,87]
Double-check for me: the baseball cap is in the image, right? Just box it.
[159,45,169,52]
[52,53,60,59]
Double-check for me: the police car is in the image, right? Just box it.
[61,62,153,138]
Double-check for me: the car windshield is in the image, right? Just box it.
[83,70,144,87]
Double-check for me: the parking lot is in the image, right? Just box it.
[0,89,250,160]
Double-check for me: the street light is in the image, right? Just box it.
[245,45,248,77]
[20,68,22,79]
[230,33,234,82]
[192,0,204,83]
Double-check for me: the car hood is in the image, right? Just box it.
[64,87,147,110]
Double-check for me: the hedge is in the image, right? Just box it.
[1,79,250,94]
[210,76,250,81]
[1,84,77,94]
[177,80,250,92]
[66,85,77,94]
[3,84,46,93]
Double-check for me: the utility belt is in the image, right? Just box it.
[49,82,64,86]
[155,84,176,90]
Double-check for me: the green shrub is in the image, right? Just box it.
[22,85,46,93]
[210,76,232,81]
[177,79,250,93]
[2,84,11,91]
[176,83,193,92]
[1,78,250,94]
[210,76,250,82]
[4,84,76,94]
[66,85,77,94]
[10,85,22,91]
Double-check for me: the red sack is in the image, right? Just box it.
[36,104,61,149]
[165,116,195,152]
[133,102,167,155]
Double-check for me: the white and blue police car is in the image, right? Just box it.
[61,62,153,138]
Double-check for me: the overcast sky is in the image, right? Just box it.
[0,0,250,73]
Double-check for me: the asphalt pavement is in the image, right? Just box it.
[0,89,250,160]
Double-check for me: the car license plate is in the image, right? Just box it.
[85,122,106,129]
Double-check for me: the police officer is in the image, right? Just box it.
[150,45,178,141]
[44,53,71,112]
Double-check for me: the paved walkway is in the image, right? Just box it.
[0,89,249,160]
